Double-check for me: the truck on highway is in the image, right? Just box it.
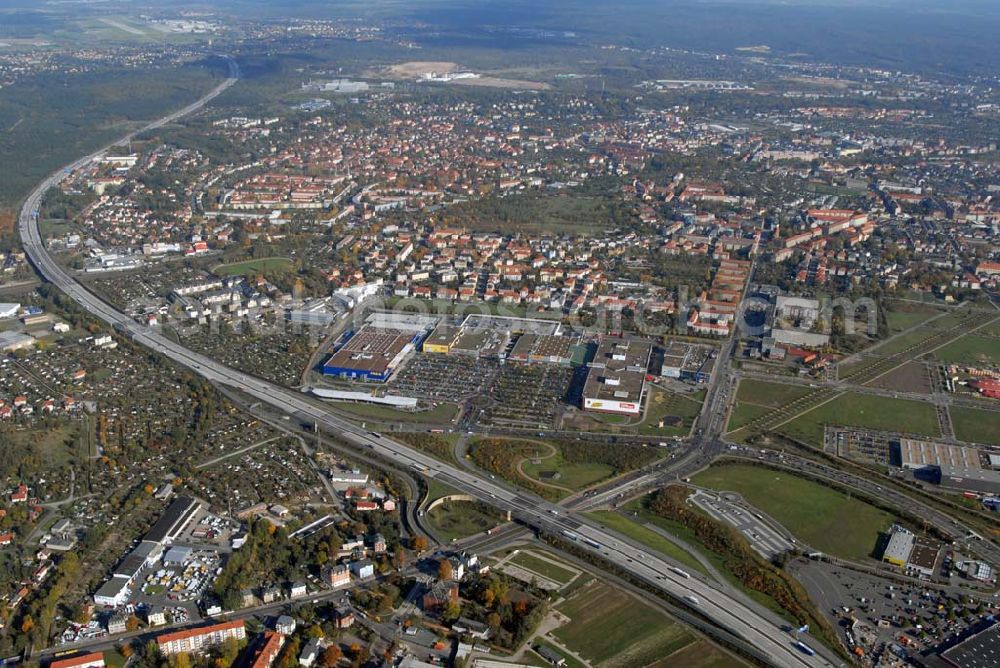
[670,567,691,579]
[684,595,700,605]
[561,530,579,541]
[795,642,816,656]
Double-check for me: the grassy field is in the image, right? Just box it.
[726,379,813,431]
[934,335,1000,367]
[425,478,461,503]
[426,500,501,541]
[507,550,578,585]
[727,403,773,431]
[691,464,895,560]
[885,305,941,333]
[736,379,814,408]
[586,510,707,575]
[212,257,293,277]
[639,388,704,437]
[6,426,82,468]
[330,400,459,424]
[950,406,1000,445]
[778,392,940,446]
[553,580,695,667]
[521,453,614,491]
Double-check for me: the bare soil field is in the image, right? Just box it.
[866,361,932,394]
[385,61,459,77]
[452,76,551,90]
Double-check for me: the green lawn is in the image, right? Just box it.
[553,580,695,667]
[426,501,502,541]
[691,464,895,560]
[521,453,614,491]
[950,406,1000,445]
[935,335,1000,367]
[586,511,707,575]
[212,257,293,277]
[507,550,578,585]
[778,392,940,446]
[639,389,704,437]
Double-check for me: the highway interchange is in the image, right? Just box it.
[16,56,937,668]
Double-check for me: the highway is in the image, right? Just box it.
[16,58,838,668]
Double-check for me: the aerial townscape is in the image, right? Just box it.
[1,1,1000,668]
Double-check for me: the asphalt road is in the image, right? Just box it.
[14,56,839,668]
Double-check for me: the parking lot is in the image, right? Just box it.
[790,558,999,659]
[689,489,795,558]
[391,354,500,400]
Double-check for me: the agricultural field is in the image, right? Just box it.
[586,510,706,575]
[777,392,940,446]
[691,464,895,560]
[552,580,705,668]
[949,406,1000,446]
[934,335,1000,367]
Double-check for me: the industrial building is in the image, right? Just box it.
[322,326,423,382]
[582,337,652,416]
[891,439,1000,495]
[93,497,201,606]
[931,621,1000,668]
[0,330,35,353]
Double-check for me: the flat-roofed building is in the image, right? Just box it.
[880,526,915,568]
[939,621,1000,668]
[582,337,652,416]
[322,326,421,382]
[905,537,940,578]
[422,325,462,354]
[145,496,201,546]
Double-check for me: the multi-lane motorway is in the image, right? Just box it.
[15,59,840,667]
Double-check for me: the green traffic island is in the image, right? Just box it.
[467,436,663,501]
